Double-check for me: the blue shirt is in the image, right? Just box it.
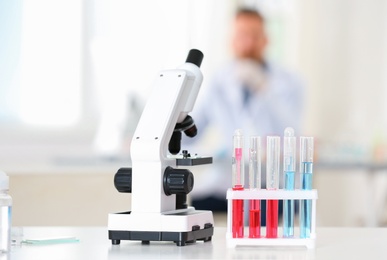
[183,60,304,198]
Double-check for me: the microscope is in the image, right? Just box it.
[108,49,214,246]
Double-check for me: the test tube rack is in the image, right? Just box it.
[226,188,318,249]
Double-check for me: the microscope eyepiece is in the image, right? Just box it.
[185,49,203,68]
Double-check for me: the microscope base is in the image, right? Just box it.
[108,209,214,246]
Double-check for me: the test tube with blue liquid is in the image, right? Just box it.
[283,127,296,237]
[266,136,280,238]
[300,136,314,238]
[232,129,244,238]
[248,136,261,238]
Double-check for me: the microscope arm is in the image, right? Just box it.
[130,50,204,214]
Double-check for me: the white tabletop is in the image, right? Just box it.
[6,226,387,260]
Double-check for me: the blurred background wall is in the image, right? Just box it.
[2,0,387,226]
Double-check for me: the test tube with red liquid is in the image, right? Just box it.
[248,136,261,238]
[232,129,244,238]
[266,136,280,238]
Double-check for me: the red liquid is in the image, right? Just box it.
[249,200,260,238]
[266,199,278,238]
[232,185,244,238]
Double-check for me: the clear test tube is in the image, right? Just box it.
[300,136,314,238]
[248,136,261,238]
[283,127,296,237]
[266,136,280,238]
[232,129,244,238]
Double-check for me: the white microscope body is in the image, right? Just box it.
[108,50,214,246]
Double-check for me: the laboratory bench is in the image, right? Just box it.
[6,226,387,259]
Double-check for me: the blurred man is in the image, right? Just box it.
[185,8,304,214]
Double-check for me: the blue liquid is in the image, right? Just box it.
[283,171,295,237]
[300,162,313,238]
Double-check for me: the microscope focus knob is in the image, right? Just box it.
[114,167,132,193]
[163,167,194,195]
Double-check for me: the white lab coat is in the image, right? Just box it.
[183,60,304,199]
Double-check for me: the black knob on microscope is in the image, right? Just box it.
[114,167,132,193]
[163,167,194,195]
